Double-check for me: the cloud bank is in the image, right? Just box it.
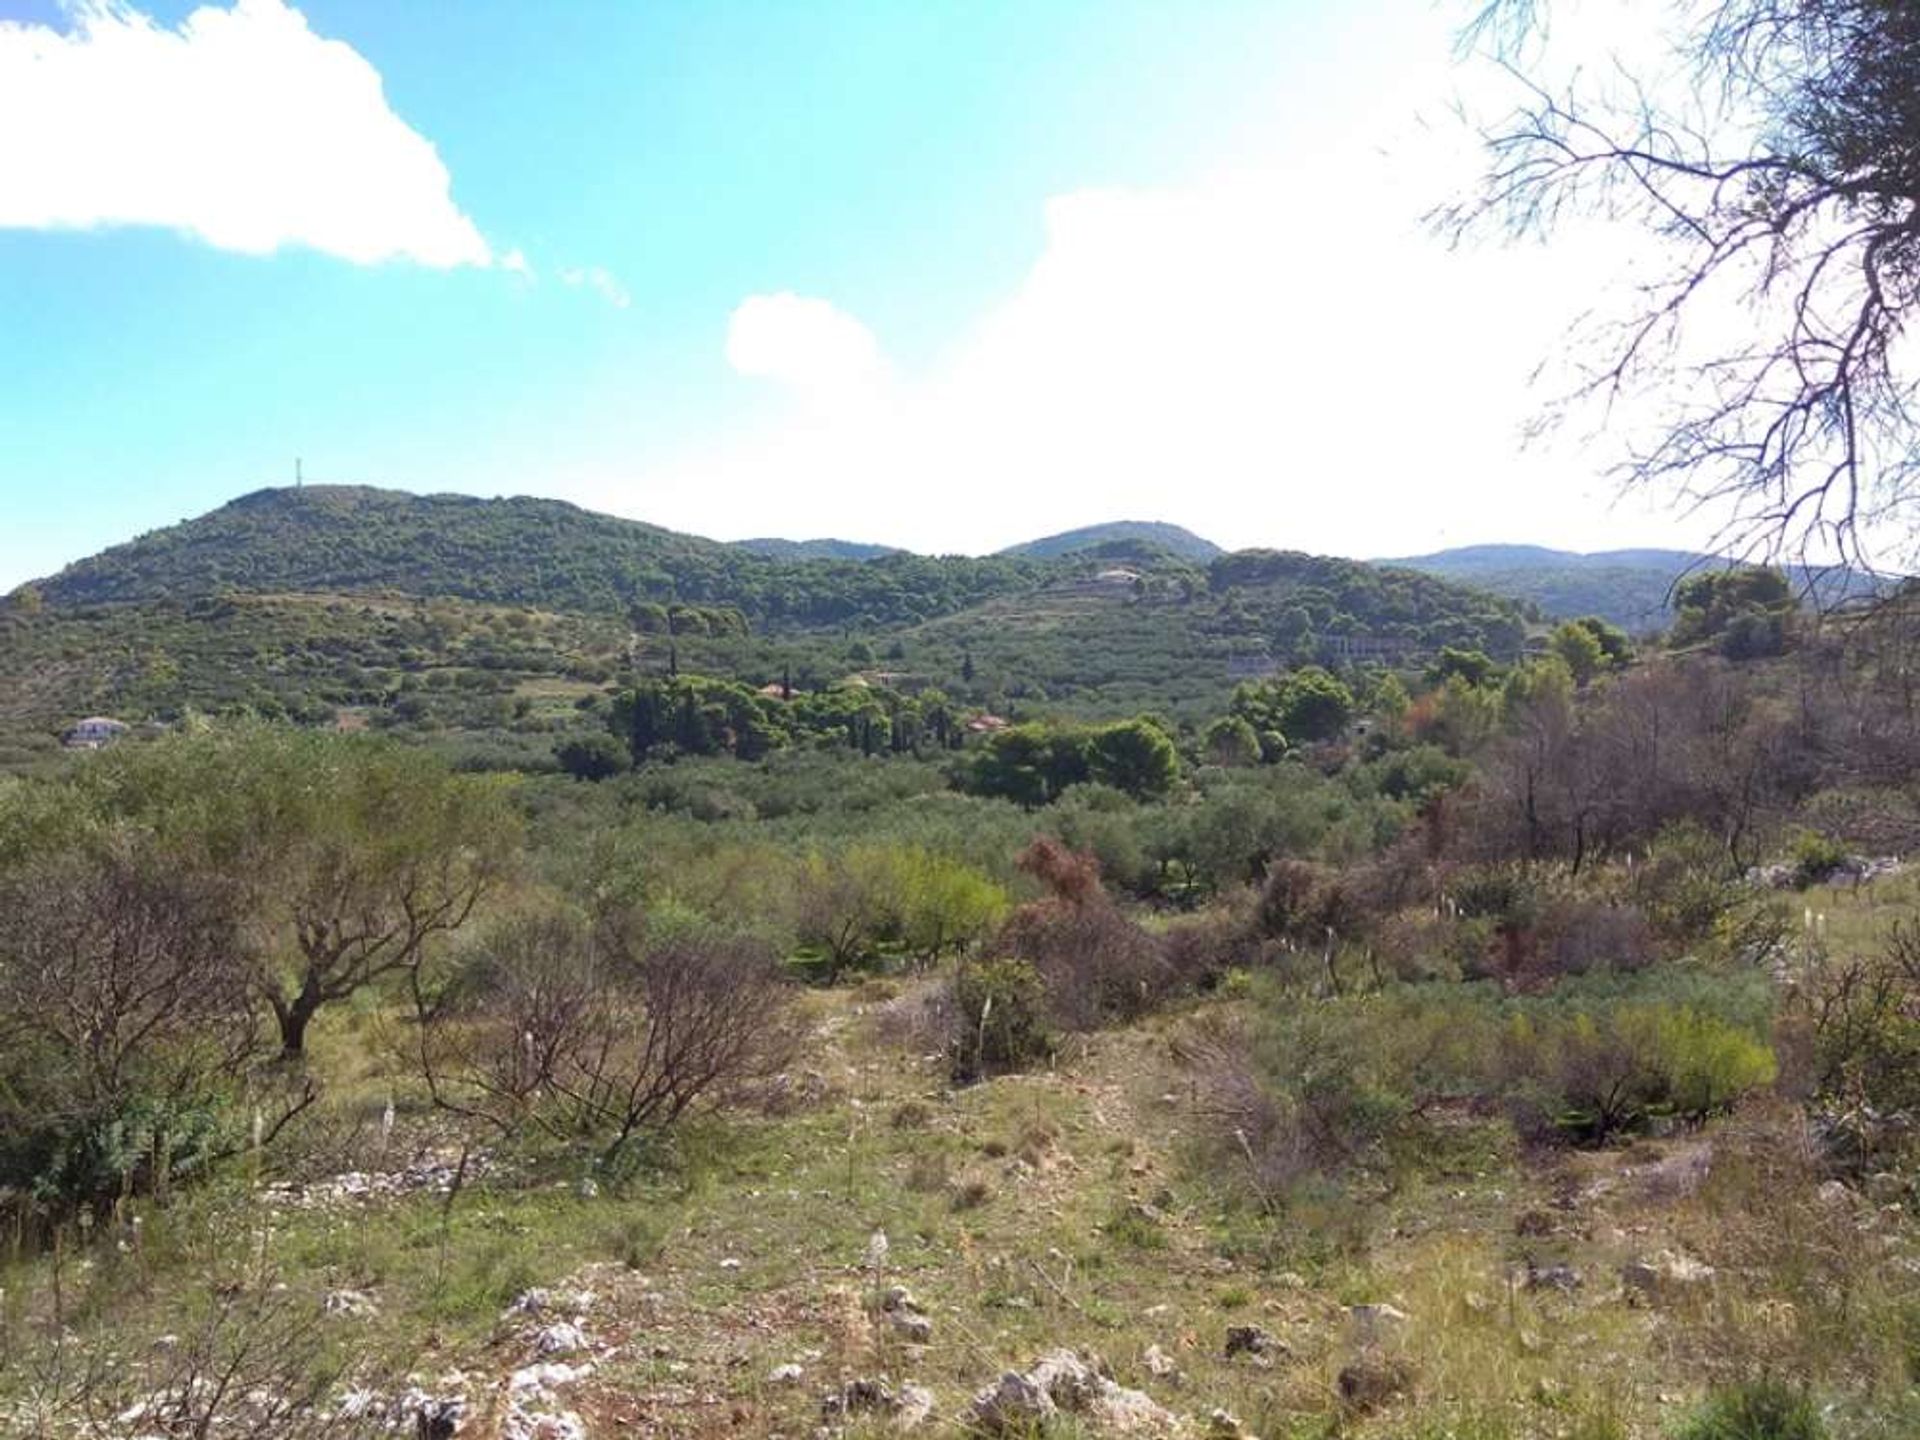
[644,148,1661,558]
[0,0,490,266]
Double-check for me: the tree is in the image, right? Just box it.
[1088,717,1182,800]
[1276,667,1355,743]
[416,911,797,1166]
[1425,647,1500,689]
[0,836,264,1207]
[75,729,519,1057]
[1548,619,1608,685]
[555,731,632,781]
[1458,0,1920,570]
[1669,567,1796,656]
[1202,714,1263,767]
[896,852,1008,967]
[793,847,898,980]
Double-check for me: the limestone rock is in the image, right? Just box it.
[1347,1303,1410,1347]
[1337,1355,1415,1412]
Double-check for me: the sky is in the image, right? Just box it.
[0,0,1715,592]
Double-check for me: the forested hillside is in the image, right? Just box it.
[35,486,1042,630]
[2,488,1533,752]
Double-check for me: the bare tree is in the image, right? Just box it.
[0,842,258,1115]
[415,910,799,1166]
[1451,0,1920,571]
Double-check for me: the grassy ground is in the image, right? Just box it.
[3,883,1919,1437]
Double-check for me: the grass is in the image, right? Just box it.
[4,909,1919,1437]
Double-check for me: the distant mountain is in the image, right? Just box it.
[730,537,902,561]
[1000,522,1223,562]
[1383,543,1884,631]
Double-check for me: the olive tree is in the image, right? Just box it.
[74,728,520,1057]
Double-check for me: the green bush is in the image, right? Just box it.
[1792,830,1849,888]
[1,1095,231,1215]
[1673,1379,1825,1440]
[949,958,1053,1083]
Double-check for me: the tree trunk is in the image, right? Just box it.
[274,982,324,1058]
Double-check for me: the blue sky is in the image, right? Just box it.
[0,0,1705,592]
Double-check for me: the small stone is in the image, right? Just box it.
[1142,1343,1180,1381]
[1208,1408,1256,1440]
[1622,1252,1715,1302]
[1223,1324,1280,1360]
[970,1370,1055,1431]
[1521,1261,1582,1293]
[769,1362,804,1385]
[1348,1303,1410,1346]
[322,1288,378,1319]
[719,1257,743,1272]
[1338,1355,1415,1412]
[890,1310,934,1343]
[533,1321,589,1357]
[894,1383,936,1429]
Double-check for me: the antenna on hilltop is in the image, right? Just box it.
[295,457,303,489]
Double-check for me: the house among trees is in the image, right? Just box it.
[62,716,129,749]
[1048,567,1145,600]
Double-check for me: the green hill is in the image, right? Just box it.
[4,488,1533,755]
[998,521,1222,562]
[34,486,1041,632]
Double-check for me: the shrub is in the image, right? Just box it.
[1506,1002,1775,1143]
[1792,830,1850,888]
[1631,821,1741,945]
[949,958,1053,1083]
[418,910,799,1167]
[0,838,265,1214]
[999,837,1182,1027]
[1539,900,1657,979]
[1673,1379,1825,1440]
[554,731,632,781]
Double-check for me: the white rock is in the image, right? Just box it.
[533,1321,589,1357]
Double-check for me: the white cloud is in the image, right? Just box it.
[0,0,490,267]
[725,292,891,407]
[558,264,631,310]
[623,140,1685,558]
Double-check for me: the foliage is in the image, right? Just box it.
[1791,829,1850,887]
[64,727,520,1054]
[554,730,631,781]
[0,832,262,1212]
[949,958,1054,1082]
[1672,570,1797,660]
[964,715,1180,805]
[1672,1378,1826,1440]
[1230,666,1356,748]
